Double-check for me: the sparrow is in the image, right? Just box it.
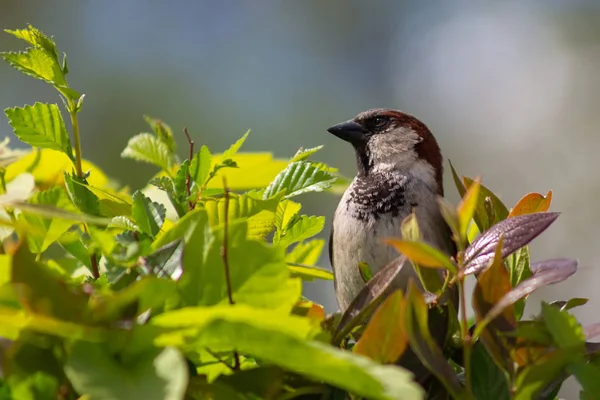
[327,108,455,313]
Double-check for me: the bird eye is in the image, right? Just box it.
[369,116,389,129]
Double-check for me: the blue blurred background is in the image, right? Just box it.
[2,2,600,397]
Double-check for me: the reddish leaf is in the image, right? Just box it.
[292,301,325,321]
[508,191,552,218]
[482,258,577,325]
[332,255,410,345]
[404,281,464,398]
[584,322,600,341]
[463,212,560,276]
[354,290,407,363]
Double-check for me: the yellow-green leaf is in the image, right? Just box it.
[385,239,456,273]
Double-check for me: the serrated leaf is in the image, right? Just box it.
[63,172,101,216]
[143,115,177,155]
[263,161,337,199]
[153,305,425,400]
[5,103,72,159]
[5,25,59,58]
[19,186,76,253]
[285,239,324,265]
[1,48,66,87]
[222,130,250,158]
[121,133,174,171]
[190,145,212,188]
[131,191,166,236]
[354,290,407,363]
[278,215,324,247]
[290,145,324,162]
[385,239,456,273]
[463,212,560,275]
[542,302,585,350]
[204,192,280,238]
[109,215,139,231]
[65,343,188,400]
[287,264,333,281]
[149,176,186,218]
[180,216,301,311]
[274,199,302,241]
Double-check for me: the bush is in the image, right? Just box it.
[0,25,598,400]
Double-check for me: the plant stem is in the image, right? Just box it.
[66,98,99,279]
[0,169,16,222]
[221,176,240,370]
[458,275,473,399]
[67,100,84,178]
[183,128,194,210]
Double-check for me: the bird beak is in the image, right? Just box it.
[327,120,366,144]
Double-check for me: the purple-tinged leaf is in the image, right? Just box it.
[332,255,410,345]
[584,323,600,341]
[463,212,560,276]
[404,281,465,399]
[481,258,577,325]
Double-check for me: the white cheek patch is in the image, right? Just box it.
[367,127,421,171]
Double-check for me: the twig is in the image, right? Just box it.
[221,176,240,369]
[183,127,195,210]
[204,348,235,372]
[458,276,473,398]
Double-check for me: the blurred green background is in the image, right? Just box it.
[1,2,600,397]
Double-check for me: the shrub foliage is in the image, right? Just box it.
[0,25,598,400]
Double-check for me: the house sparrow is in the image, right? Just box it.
[327,108,455,313]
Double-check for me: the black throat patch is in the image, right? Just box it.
[346,172,410,221]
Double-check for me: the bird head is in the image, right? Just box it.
[327,108,444,195]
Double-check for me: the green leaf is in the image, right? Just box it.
[63,171,101,216]
[278,215,325,247]
[121,133,174,171]
[143,115,177,155]
[179,215,301,311]
[65,343,188,400]
[354,290,407,363]
[541,302,586,350]
[263,161,337,199]
[290,145,324,162]
[463,176,509,232]
[7,371,59,400]
[274,199,302,241]
[5,103,72,159]
[287,264,333,281]
[457,177,480,240]
[5,25,59,59]
[509,246,531,320]
[285,239,324,265]
[149,176,186,218]
[19,186,76,253]
[190,145,212,187]
[204,192,280,238]
[514,349,573,400]
[470,341,510,400]
[358,262,374,283]
[131,191,166,236]
[222,130,250,158]
[571,361,600,398]
[385,239,456,273]
[153,305,425,400]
